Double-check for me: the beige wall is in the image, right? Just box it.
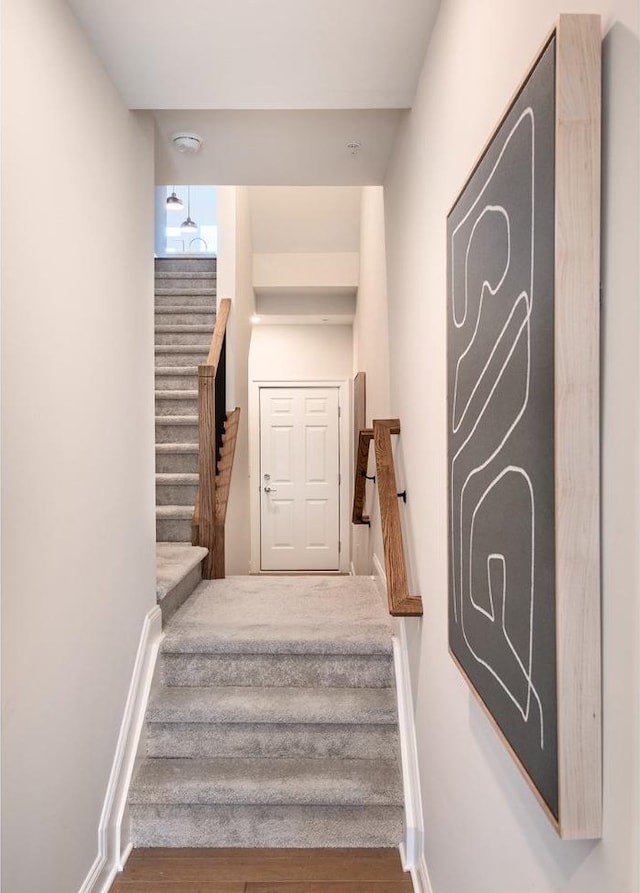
[352,186,391,574]
[218,186,255,574]
[382,1,639,891]
[249,325,353,382]
[1,0,156,890]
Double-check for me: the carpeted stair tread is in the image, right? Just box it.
[156,390,199,399]
[156,344,210,354]
[155,366,199,376]
[161,652,395,689]
[155,269,216,278]
[162,577,394,656]
[156,473,199,485]
[155,415,198,425]
[147,686,397,725]
[129,757,403,806]
[146,721,399,761]
[157,505,194,520]
[156,443,199,453]
[155,288,217,296]
[129,804,403,848]
[156,544,208,601]
[155,325,213,334]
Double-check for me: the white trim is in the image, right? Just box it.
[374,552,428,881]
[393,631,424,871]
[249,378,350,574]
[410,855,435,893]
[77,606,163,893]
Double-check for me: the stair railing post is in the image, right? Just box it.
[198,363,217,579]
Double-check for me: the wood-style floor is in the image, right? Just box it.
[109,847,414,892]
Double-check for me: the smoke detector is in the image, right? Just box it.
[171,132,203,154]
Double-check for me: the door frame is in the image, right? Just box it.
[249,379,350,574]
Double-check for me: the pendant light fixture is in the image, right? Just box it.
[180,185,198,234]
[166,186,184,211]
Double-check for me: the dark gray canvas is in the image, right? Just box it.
[447,38,558,817]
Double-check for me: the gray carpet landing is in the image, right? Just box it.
[129,575,404,848]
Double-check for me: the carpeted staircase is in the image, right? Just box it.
[155,256,217,544]
[129,575,404,848]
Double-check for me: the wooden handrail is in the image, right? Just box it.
[206,298,231,367]
[373,419,422,616]
[192,298,239,579]
[352,428,374,525]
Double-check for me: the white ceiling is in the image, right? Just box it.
[153,110,406,185]
[67,0,439,111]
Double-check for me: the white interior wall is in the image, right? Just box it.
[216,186,254,574]
[381,1,639,891]
[1,0,156,890]
[352,186,392,574]
[249,325,353,382]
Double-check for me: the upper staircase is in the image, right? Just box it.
[154,257,217,545]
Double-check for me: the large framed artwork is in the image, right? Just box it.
[447,16,601,839]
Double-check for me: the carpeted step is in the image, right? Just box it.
[147,686,398,725]
[155,258,216,273]
[156,505,193,542]
[155,287,217,297]
[155,292,217,309]
[156,473,199,506]
[146,686,399,760]
[156,543,208,623]
[161,577,394,656]
[129,803,404,848]
[155,307,216,327]
[155,345,209,367]
[155,416,198,444]
[161,650,395,689]
[155,367,199,392]
[155,270,216,280]
[155,326,212,347]
[130,757,402,807]
[155,390,199,416]
[146,720,399,761]
[156,443,199,474]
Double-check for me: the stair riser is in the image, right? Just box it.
[156,397,198,416]
[155,331,212,347]
[130,804,403,848]
[155,293,216,308]
[161,653,395,688]
[155,351,209,367]
[155,311,216,326]
[156,518,193,542]
[156,452,199,474]
[155,374,199,391]
[156,484,199,506]
[156,422,199,443]
[155,258,216,273]
[146,723,399,760]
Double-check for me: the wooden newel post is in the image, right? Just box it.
[198,363,217,579]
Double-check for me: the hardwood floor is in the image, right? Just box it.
[109,847,414,892]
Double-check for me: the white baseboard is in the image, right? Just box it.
[373,553,425,874]
[78,605,163,893]
[410,854,435,893]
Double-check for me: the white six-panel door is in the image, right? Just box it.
[260,387,340,571]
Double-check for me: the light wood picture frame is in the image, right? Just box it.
[446,15,601,839]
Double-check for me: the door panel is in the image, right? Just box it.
[260,387,340,571]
